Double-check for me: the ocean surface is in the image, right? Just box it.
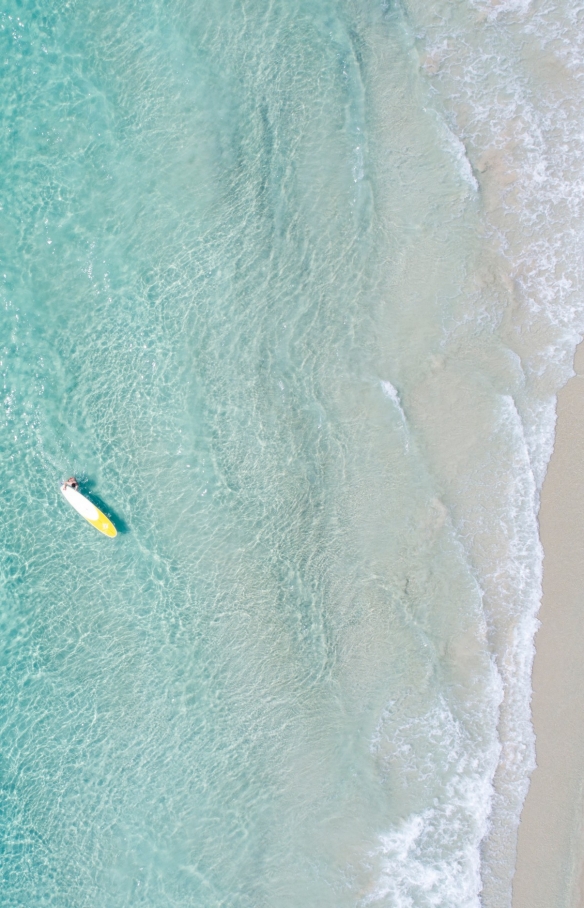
[2,1,584,905]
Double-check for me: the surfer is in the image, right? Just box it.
[63,477,79,491]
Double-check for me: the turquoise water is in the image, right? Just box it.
[2,1,584,906]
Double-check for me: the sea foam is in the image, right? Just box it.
[394,0,584,902]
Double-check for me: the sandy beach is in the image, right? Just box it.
[512,343,584,908]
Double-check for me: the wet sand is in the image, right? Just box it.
[513,343,584,908]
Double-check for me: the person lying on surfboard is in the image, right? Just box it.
[60,477,117,537]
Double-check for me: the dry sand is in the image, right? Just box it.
[512,343,584,908]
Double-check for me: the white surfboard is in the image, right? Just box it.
[61,484,117,538]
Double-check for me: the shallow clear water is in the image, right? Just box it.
[2,1,584,906]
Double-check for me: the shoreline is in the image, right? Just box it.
[512,342,584,908]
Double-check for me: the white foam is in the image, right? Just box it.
[441,121,479,191]
[399,1,584,901]
[380,380,407,424]
[365,693,501,907]
[472,0,533,21]
[366,813,480,908]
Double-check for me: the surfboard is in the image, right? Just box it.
[60,485,117,538]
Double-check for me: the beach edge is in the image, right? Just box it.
[512,341,584,908]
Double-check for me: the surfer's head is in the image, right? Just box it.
[65,477,78,490]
